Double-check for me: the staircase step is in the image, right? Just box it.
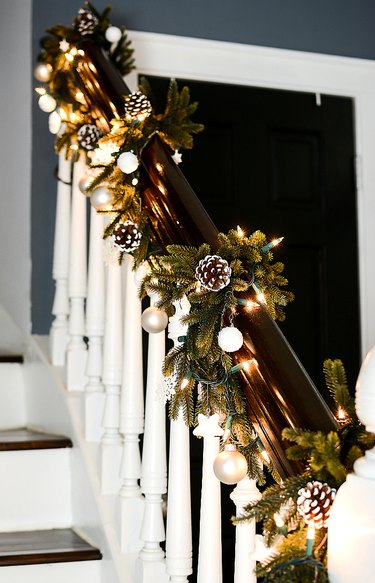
[0,355,23,364]
[0,428,72,451]
[0,528,102,567]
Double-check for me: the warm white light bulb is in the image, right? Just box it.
[273,513,285,528]
[180,377,190,390]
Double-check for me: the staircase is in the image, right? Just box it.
[0,338,123,583]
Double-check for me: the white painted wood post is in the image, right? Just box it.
[119,253,145,552]
[66,153,88,391]
[329,346,375,582]
[165,297,193,583]
[50,148,71,366]
[84,206,106,441]
[193,413,224,583]
[230,477,262,583]
[136,293,168,582]
[100,243,123,494]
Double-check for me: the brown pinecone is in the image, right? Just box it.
[77,124,102,150]
[75,8,99,36]
[112,220,142,253]
[195,255,232,292]
[125,91,152,121]
[297,481,336,528]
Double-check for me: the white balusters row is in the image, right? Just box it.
[49,155,260,583]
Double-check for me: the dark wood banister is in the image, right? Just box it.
[74,41,337,478]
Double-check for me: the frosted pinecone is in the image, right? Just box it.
[195,255,232,292]
[297,481,336,529]
[77,124,102,150]
[112,220,142,253]
[75,8,99,36]
[124,91,152,121]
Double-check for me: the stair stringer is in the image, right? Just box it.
[21,335,138,583]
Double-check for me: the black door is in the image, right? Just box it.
[146,76,360,582]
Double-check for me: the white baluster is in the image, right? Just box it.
[230,477,262,583]
[100,243,123,494]
[50,148,71,366]
[84,207,106,441]
[165,297,193,583]
[136,293,168,582]
[119,253,145,552]
[328,346,375,582]
[66,154,87,390]
[193,413,224,583]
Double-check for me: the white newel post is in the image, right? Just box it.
[230,477,261,583]
[119,253,145,552]
[136,293,168,583]
[193,413,224,583]
[165,297,193,583]
[100,247,123,494]
[50,148,72,366]
[66,153,88,390]
[84,207,106,441]
[328,346,375,582]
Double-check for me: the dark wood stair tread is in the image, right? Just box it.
[0,355,23,363]
[0,528,102,566]
[0,428,72,451]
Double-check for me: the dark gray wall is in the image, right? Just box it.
[32,0,375,332]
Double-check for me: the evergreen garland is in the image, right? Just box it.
[35,2,134,157]
[86,78,204,266]
[139,228,293,484]
[235,359,375,581]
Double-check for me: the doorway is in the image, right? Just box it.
[146,76,360,583]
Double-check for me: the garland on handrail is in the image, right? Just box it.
[140,227,294,484]
[234,359,375,582]
[35,2,135,156]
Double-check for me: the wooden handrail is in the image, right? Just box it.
[74,41,337,478]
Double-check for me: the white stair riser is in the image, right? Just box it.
[0,364,26,428]
[0,449,72,531]
[0,560,102,583]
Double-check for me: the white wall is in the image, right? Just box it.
[0,0,32,344]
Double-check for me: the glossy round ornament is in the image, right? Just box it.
[78,174,94,195]
[117,151,139,174]
[213,444,248,485]
[141,306,168,334]
[90,185,114,210]
[218,326,244,352]
[34,62,52,82]
[48,111,61,134]
[38,93,57,113]
[105,26,122,43]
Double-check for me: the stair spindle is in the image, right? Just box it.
[165,298,193,583]
[50,148,72,366]
[119,253,145,552]
[136,292,168,582]
[100,244,123,494]
[84,207,105,441]
[193,414,224,583]
[66,154,88,391]
[230,477,261,583]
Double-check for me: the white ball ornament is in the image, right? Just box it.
[213,444,248,485]
[105,25,122,43]
[34,62,52,82]
[48,111,61,134]
[141,306,168,334]
[90,186,114,210]
[218,326,243,352]
[117,152,139,174]
[38,93,57,113]
[78,174,93,195]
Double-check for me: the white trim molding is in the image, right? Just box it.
[128,30,375,357]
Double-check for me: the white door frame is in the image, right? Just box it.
[128,31,375,358]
